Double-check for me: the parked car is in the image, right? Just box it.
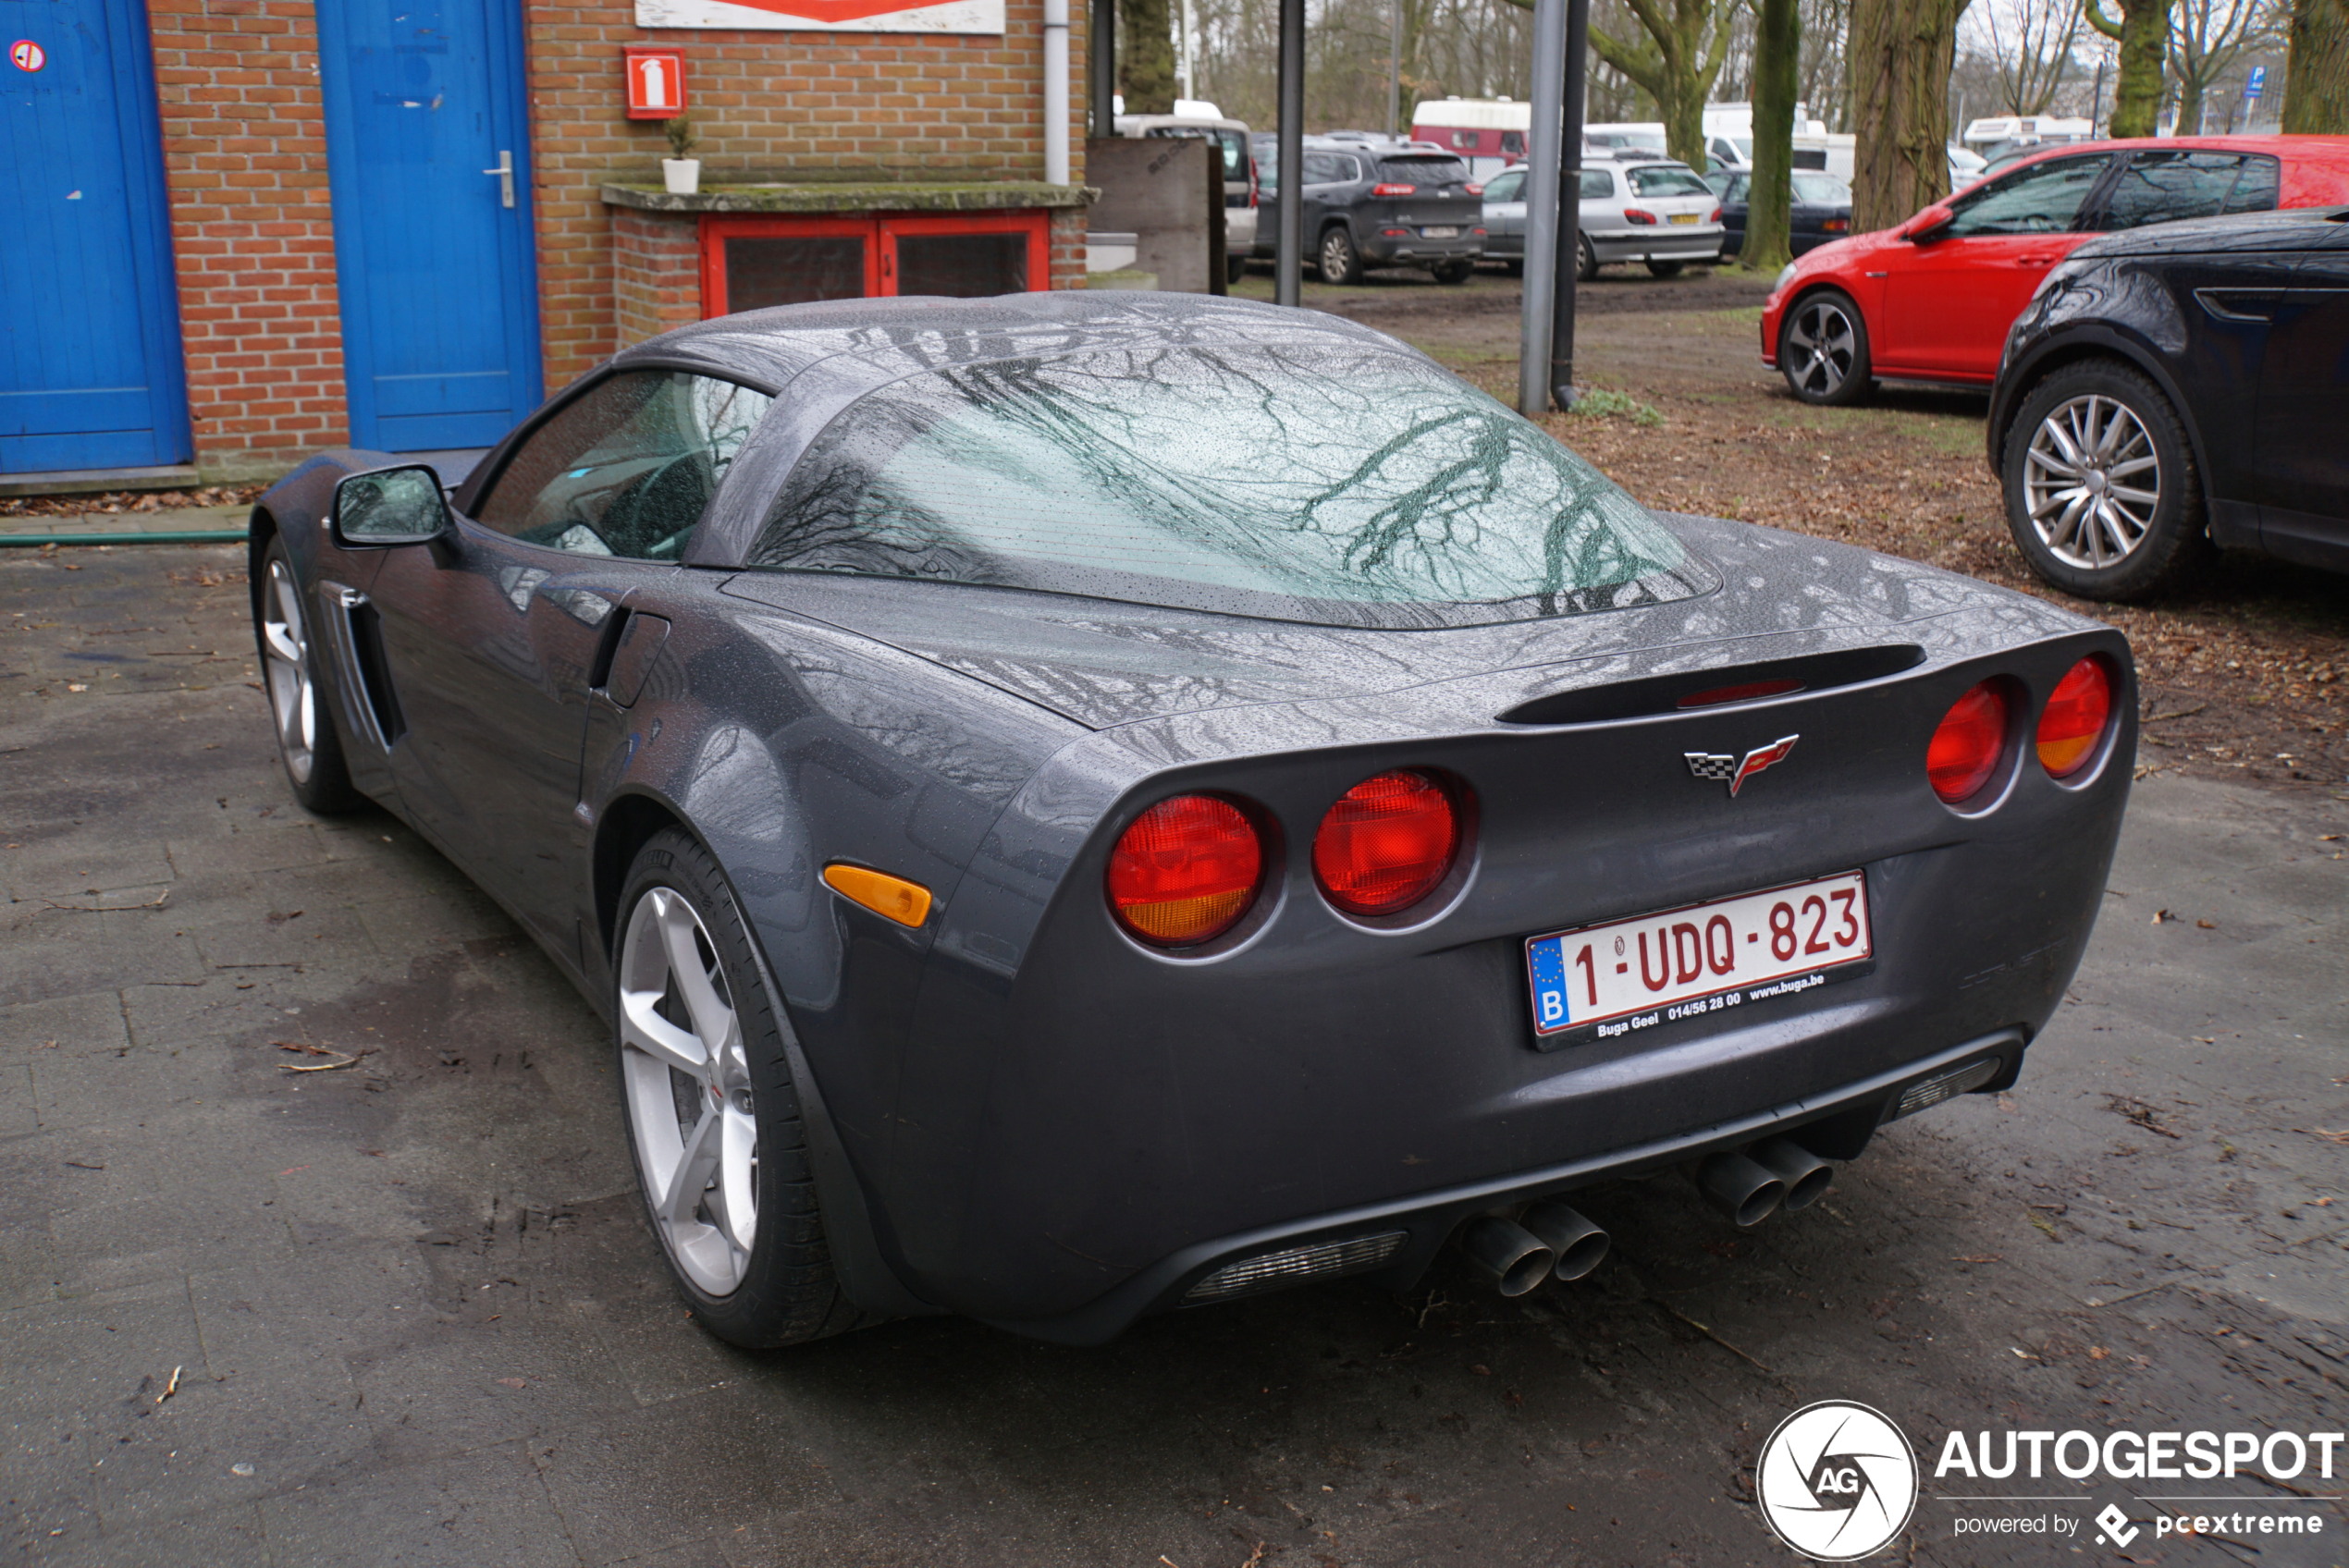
[1987,205,2349,599]
[250,290,2131,1347]
[1116,112,1258,284]
[1762,136,2349,405]
[1255,140,1483,284]
[1483,159,1723,277]
[1707,168,1853,258]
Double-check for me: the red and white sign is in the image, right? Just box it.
[622,47,685,119]
[9,39,47,71]
[635,0,1003,34]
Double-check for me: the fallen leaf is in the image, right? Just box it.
[2152,909,2172,924]
[2195,919,2216,930]
[156,1366,181,1404]
[2298,1129,2349,1145]
[496,1378,526,1390]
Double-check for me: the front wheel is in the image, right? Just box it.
[2001,360,2208,602]
[615,828,878,1348]
[1318,226,1363,286]
[1431,259,1474,285]
[1777,288,1874,406]
[1575,236,1599,282]
[253,536,359,814]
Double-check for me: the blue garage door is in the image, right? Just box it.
[314,0,541,452]
[0,0,191,474]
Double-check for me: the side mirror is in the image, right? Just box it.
[332,464,450,547]
[1905,208,1954,244]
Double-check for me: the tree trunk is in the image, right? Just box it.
[1845,0,1971,234]
[2175,71,2205,133]
[2284,0,2349,130]
[1577,0,1737,169]
[2086,0,2172,136]
[1743,0,1801,272]
[1119,0,1175,115]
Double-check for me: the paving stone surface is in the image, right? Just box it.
[3,545,2344,1567]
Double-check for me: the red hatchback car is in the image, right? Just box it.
[1761,136,2349,404]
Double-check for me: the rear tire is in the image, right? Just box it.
[1646,259,1685,277]
[1575,236,1599,282]
[2001,359,2209,602]
[1431,259,1473,285]
[1317,226,1363,286]
[614,828,881,1349]
[1777,288,1874,406]
[1225,252,1248,285]
[253,536,360,815]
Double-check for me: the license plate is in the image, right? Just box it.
[1421,226,1459,239]
[1525,871,1872,1040]
[1668,213,1701,225]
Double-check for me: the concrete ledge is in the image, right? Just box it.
[0,465,202,499]
[602,180,1096,214]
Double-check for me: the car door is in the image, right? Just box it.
[2254,223,2349,566]
[1304,152,1359,241]
[361,369,773,947]
[1482,166,1526,255]
[1877,153,2115,380]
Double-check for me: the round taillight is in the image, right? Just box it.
[2036,656,2113,778]
[1927,680,2010,804]
[1106,794,1263,947]
[1312,770,1461,917]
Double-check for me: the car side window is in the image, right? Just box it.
[1484,168,1524,202]
[1943,155,2111,238]
[1302,152,1346,185]
[473,370,773,560]
[1580,168,1614,200]
[1726,174,1751,203]
[2221,154,2280,214]
[2096,151,2269,231]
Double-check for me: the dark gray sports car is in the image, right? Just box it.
[250,292,2132,1347]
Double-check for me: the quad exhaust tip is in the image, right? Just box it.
[1696,1141,1837,1226]
[1457,1203,1612,1294]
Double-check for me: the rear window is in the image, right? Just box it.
[1377,157,1470,187]
[1627,165,1714,198]
[1146,124,1248,178]
[748,345,1708,629]
[1791,171,1851,203]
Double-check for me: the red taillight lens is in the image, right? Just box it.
[1624,207,1658,225]
[2036,656,2113,778]
[1466,182,1485,196]
[1927,681,2011,804]
[1708,205,1723,222]
[1313,770,1462,917]
[1107,794,1263,947]
[1822,216,1850,232]
[1372,182,1416,196]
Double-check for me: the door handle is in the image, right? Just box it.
[482,150,514,208]
[2016,254,2056,266]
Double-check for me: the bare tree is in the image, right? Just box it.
[1847,0,1973,231]
[2283,0,2349,128]
[2170,0,2283,130]
[2085,0,2171,133]
[1970,0,2088,112]
[1743,0,1802,270]
[1122,0,1178,113]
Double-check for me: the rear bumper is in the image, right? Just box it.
[985,1027,2026,1343]
[1359,233,1482,263]
[1590,228,1723,263]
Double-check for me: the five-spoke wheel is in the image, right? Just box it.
[619,884,759,1298]
[252,536,356,812]
[1778,288,1873,405]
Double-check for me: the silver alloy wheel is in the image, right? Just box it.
[620,886,757,1296]
[1783,298,1858,398]
[260,557,316,783]
[2023,394,2162,570]
[1321,229,1351,279]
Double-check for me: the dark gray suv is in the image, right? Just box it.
[1257,141,1484,284]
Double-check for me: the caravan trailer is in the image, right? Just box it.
[1409,98,1529,180]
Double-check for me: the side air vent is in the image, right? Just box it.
[1496,644,1925,728]
[347,601,407,746]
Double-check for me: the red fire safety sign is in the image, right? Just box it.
[622,47,686,119]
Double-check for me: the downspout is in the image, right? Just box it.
[1044,0,1071,186]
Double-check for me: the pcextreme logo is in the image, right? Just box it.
[1755,1401,1920,1562]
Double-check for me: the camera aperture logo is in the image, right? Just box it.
[1758,1401,1920,1562]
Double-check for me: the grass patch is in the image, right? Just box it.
[1567,387,1665,426]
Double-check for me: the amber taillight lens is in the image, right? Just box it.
[1312,770,1462,917]
[1927,680,2010,804]
[1106,794,1263,947]
[2036,656,2113,778]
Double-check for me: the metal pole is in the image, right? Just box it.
[1547,0,1588,410]
[1517,0,1566,414]
[1044,0,1071,185]
[1275,0,1306,306]
[1090,0,1114,137]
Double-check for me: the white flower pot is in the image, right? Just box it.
[661,158,701,196]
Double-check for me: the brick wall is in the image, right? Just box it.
[526,4,1090,392]
[611,208,707,344]
[146,0,348,476]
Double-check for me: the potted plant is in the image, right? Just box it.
[661,116,700,196]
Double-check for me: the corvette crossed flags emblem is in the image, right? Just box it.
[1686,735,1799,797]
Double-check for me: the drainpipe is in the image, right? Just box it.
[1044,0,1071,186]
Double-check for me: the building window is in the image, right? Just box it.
[700,212,1049,317]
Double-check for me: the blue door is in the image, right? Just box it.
[0,0,190,473]
[314,0,540,451]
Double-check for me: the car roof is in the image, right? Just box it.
[1954,134,2349,207]
[2072,204,2349,257]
